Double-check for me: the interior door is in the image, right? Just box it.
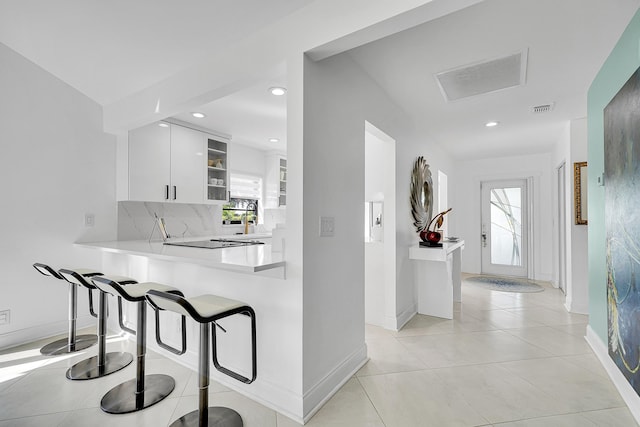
[481,179,529,277]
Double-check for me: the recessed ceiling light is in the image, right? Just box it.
[269,138,280,143]
[269,87,287,96]
[158,123,169,128]
[485,121,499,127]
[191,112,206,118]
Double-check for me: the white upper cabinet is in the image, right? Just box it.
[129,122,172,202]
[128,122,206,204]
[170,124,204,204]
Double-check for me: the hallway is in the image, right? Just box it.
[295,276,635,426]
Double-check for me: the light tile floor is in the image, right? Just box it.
[0,278,637,426]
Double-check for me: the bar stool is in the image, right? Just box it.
[59,270,135,380]
[91,278,186,414]
[146,290,257,427]
[33,263,101,355]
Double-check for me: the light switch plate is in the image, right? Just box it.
[84,213,95,227]
[319,216,335,237]
[0,310,10,325]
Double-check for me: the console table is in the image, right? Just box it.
[409,240,465,319]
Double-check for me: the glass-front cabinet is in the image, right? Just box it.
[279,158,287,206]
[206,137,229,203]
[265,154,286,208]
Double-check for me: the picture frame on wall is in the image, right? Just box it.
[574,161,588,225]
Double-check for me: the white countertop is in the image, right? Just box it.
[76,237,285,274]
[409,240,465,262]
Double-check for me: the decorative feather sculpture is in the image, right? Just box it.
[410,156,433,232]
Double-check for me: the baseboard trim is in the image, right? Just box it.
[302,343,369,423]
[585,325,640,425]
[0,315,95,350]
[394,304,417,331]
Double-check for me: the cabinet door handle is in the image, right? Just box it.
[173,186,177,200]
[165,185,169,200]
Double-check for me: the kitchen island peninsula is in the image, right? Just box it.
[75,237,301,421]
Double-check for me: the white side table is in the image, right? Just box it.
[409,240,465,319]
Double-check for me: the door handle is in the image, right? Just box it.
[481,233,487,247]
[165,185,169,200]
[173,186,177,200]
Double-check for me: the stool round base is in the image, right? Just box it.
[170,407,243,427]
[100,374,175,414]
[40,334,98,356]
[66,352,133,380]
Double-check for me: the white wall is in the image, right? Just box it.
[568,118,588,313]
[0,43,117,349]
[553,118,589,313]
[552,123,571,289]
[455,153,554,280]
[301,49,454,414]
[229,142,267,177]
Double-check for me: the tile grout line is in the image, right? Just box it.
[354,375,388,427]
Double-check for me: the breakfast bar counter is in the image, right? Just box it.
[76,238,285,275]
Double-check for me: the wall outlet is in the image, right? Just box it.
[319,216,335,237]
[84,213,95,227]
[0,310,10,325]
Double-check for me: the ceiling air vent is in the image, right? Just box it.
[531,103,555,114]
[436,49,528,102]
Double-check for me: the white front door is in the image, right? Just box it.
[481,179,529,277]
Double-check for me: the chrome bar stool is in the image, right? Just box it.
[146,290,257,427]
[33,263,102,355]
[91,278,186,414]
[59,270,135,380]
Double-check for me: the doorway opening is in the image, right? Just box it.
[557,163,567,293]
[364,122,396,329]
[480,179,531,278]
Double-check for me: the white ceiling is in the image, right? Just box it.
[1,0,639,158]
[172,75,288,153]
[346,0,640,159]
[0,0,313,105]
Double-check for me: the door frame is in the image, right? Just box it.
[556,163,567,293]
[480,178,534,278]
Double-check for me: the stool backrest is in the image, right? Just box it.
[33,263,64,280]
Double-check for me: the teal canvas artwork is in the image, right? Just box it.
[605,66,640,395]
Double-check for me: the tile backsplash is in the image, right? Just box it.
[118,202,286,241]
[118,201,222,241]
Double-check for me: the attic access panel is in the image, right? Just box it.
[436,50,528,102]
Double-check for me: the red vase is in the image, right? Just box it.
[419,230,442,243]
[426,231,441,244]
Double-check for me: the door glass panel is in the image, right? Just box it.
[490,187,522,266]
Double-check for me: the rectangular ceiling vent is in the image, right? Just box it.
[436,49,528,102]
[531,103,555,113]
